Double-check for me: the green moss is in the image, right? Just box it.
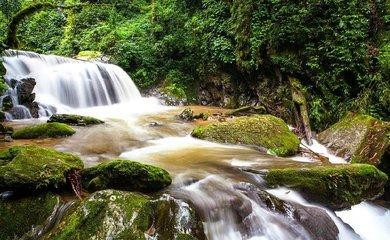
[12,122,76,139]
[160,83,187,100]
[265,164,388,209]
[191,115,300,156]
[0,145,84,192]
[43,190,151,240]
[0,193,59,240]
[47,114,104,126]
[82,159,172,193]
[318,113,390,166]
[76,50,102,60]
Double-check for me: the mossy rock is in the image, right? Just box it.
[43,190,205,240]
[76,51,103,61]
[0,145,84,192]
[0,193,59,240]
[191,114,300,156]
[318,113,390,166]
[82,159,172,193]
[48,114,104,126]
[12,122,76,139]
[265,164,388,209]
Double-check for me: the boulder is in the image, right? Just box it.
[318,113,390,200]
[42,190,205,240]
[318,113,389,165]
[0,193,59,240]
[191,115,300,156]
[12,122,75,139]
[48,114,104,126]
[0,145,84,192]
[0,111,5,121]
[2,95,13,111]
[236,184,340,240]
[264,164,388,209]
[82,159,172,192]
[15,78,39,118]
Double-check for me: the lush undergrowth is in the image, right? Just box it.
[0,0,389,129]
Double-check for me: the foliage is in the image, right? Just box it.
[0,0,389,127]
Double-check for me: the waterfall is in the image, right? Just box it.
[1,49,142,119]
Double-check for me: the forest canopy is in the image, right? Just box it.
[0,0,389,130]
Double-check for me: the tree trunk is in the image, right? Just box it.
[290,76,313,145]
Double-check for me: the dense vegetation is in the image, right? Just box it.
[0,0,389,129]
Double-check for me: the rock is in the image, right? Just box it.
[16,78,36,103]
[82,159,172,192]
[12,122,76,139]
[178,108,209,122]
[0,193,59,240]
[48,114,104,126]
[318,113,390,165]
[236,184,340,240]
[2,95,13,111]
[42,190,205,240]
[191,115,300,156]
[225,106,267,116]
[0,145,84,192]
[144,87,188,106]
[179,108,194,121]
[264,164,388,209]
[318,113,390,200]
[4,135,12,142]
[0,123,13,135]
[0,111,5,121]
[76,51,110,62]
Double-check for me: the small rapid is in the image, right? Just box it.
[1,50,389,240]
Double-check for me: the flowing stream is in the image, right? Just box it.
[1,50,389,240]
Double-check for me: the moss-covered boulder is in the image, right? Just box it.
[0,145,84,192]
[318,113,390,165]
[48,114,104,126]
[82,159,172,193]
[264,164,388,209]
[191,115,300,156]
[12,122,75,139]
[0,193,59,240]
[43,190,204,240]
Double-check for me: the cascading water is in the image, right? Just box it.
[1,49,143,119]
[1,50,389,240]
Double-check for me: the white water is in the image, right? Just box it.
[2,50,389,240]
[2,50,161,119]
[336,202,390,240]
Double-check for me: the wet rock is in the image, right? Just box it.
[178,108,209,122]
[42,190,204,240]
[0,145,84,193]
[179,108,194,121]
[318,113,390,200]
[225,105,267,117]
[0,123,13,135]
[2,95,13,111]
[4,135,13,142]
[191,115,300,156]
[12,122,75,139]
[81,159,172,193]
[264,164,388,210]
[318,113,390,165]
[14,78,39,118]
[48,114,104,126]
[237,185,339,240]
[144,87,188,106]
[0,193,59,240]
[0,111,5,121]
[148,121,163,127]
